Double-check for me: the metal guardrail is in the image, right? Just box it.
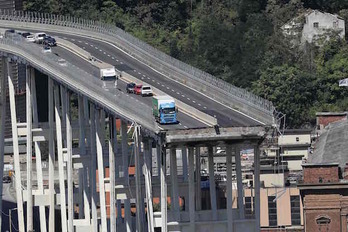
[0,10,275,124]
[0,35,158,133]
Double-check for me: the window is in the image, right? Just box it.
[316,216,331,231]
[268,196,277,226]
[296,137,299,142]
[313,22,319,28]
[245,197,254,219]
[291,196,301,225]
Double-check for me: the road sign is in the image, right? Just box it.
[339,78,348,87]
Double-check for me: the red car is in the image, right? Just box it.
[134,84,142,95]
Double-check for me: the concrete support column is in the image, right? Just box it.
[54,85,67,232]
[31,68,47,232]
[195,147,201,210]
[144,139,154,232]
[135,125,145,232]
[0,57,7,230]
[65,90,74,232]
[170,148,180,220]
[8,60,25,232]
[254,145,261,232]
[95,109,107,232]
[160,143,167,232]
[124,199,132,232]
[121,120,128,183]
[109,115,116,232]
[48,77,55,232]
[26,65,33,232]
[89,103,98,232]
[188,147,195,232]
[208,146,217,220]
[235,145,245,219]
[182,148,188,182]
[226,145,234,232]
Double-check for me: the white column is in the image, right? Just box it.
[90,103,98,232]
[135,126,145,232]
[195,147,201,210]
[144,139,154,232]
[226,145,234,232]
[160,143,167,232]
[235,145,245,219]
[124,199,132,232]
[188,147,195,232]
[182,148,188,182]
[109,116,116,232]
[121,120,128,183]
[65,90,74,232]
[0,57,7,230]
[8,60,25,232]
[208,146,217,220]
[54,85,67,232]
[31,69,47,232]
[78,95,86,219]
[48,78,55,232]
[157,144,161,178]
[26,65,33,232]
[96,109,108,232]
[170,148,180,221]
[254,145,261,232]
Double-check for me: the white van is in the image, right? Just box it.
[34,32,46,43]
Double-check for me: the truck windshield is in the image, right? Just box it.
[103,75,117,81]
[162,107,176,114]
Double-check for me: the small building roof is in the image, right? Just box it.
[309,120,348,170]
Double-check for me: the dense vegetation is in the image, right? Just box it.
[24,0,348,128]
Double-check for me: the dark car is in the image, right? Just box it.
[126,83,136,93]
[43,36,57,46]
[2,176,11,183]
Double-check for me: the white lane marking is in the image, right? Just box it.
[143,75,146,77]
[193,101,196,103]
[176,92,180,94]
[95,46,98,49]
[171,89,175,92]
[90,44,94,47]
[182,95,185,97]
[78,40,82,43]
[85,42,88,45]
[103,52,106,54]
[107,54,110,57]
[62,37,67,39]
[167,87,170,89]
[138,72,141,75]
[187,98,190,100]
[120,62,123,64]
[184,126,188,128]
[152,80,155,82]
[204,106,207,109]
[142,77,144,80]
[147,77,150,80]
[134,70,137,72]
[162,84,165,87]
[157,82,160,85]
[116,59,119,62]
[179,123,182,125]
[112,57,115,60]
[198,103,201,106]
[99,49,102,52]
[71,39,75,41]
[82,47,86,49]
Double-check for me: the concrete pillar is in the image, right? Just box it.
[0,57,7,231]
[144,139,154,232]
[208,146,217,220]
[124,199,132,232]
[48,77,55,232]
[65,90,74,232]
[96,109,108,232]
[26,65,33,232]
[157,144,161,178]
[182,148,188,182]
[8,60,25,232]
[54,85,68,232]
[109,116,116,232]
[31,69,47,232]
[195,147,201,210]
[254,145,261,232]
[135,125,145,232]
[116,199,122,225]
[90,103,98,232]
[170,148,180,221]
[226,145,234,232]
[235,145,245,219]
[121,120,128,183]
[160,143,167,232]
[188,147,195,232]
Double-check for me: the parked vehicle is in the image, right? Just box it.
[2,176,11,183]
[152,95,178,124]
[126,83,136,93]
[42,46,52,53]
[4,29,15,38]
[134,84,142,95]
[141,86,153,96]
[34,32,46,43]
[43,36,57,46]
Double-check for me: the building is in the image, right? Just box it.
[0,0,23,11]
[315,112,347,135]
[299,119,348,232]
[282,10,345,45]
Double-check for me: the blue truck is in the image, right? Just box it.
[152,95,178,124]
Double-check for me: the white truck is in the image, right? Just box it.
[92,60,119,82]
